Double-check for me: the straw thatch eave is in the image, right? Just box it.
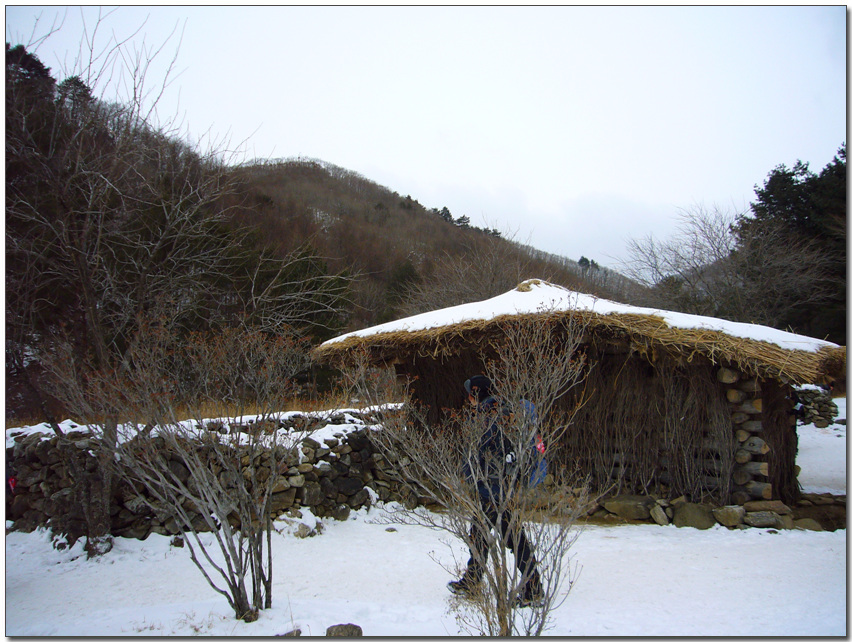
[314,308,846,386]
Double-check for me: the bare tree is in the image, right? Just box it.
[398,233,534,316]
[7,11,351,392]
[7,22,225,555]
[730,218,839,328]
[7,15,350,550]
[621,204,837,325]
[344,314,593,635]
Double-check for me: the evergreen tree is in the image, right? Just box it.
[736,144,846,343]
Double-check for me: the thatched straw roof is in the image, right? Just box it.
[315,279,845,385]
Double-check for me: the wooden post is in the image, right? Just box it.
[726,389,749,404]
[737,379,761,393]
[739,461,769,476]
[733,480,772,500]
[732,490,751,505]
[732,462,769,485]
[730,411,750,425]
[717,367,740,384]
[745,480,772,499]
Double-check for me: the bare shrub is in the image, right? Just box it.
[44,323,315,620]
[345,314,593,635]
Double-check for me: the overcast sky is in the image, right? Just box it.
[6,5,846,269]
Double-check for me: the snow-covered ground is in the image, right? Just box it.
[5,400,846,637]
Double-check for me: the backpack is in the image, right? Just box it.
[529,431,548,488]
[515,400,548,489]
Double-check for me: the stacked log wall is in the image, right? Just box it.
[556,352,738,504]
[715,366,798,505]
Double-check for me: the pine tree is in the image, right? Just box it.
[736,144,846,343]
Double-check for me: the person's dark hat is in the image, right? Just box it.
[464,375,492,402]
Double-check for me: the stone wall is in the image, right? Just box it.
[586,492,844,531]
[793,386,839,428]
[7,400,844,540]
[5,410,429,541]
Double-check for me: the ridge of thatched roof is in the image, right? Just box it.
[315,279,845,384]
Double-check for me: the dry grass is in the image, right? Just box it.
[314,301,846,386]
[5,415,45,430]
[4,391,355,431]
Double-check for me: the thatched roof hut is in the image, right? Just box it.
[315,279,846,505]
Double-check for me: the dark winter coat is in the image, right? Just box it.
[463,396,538,503]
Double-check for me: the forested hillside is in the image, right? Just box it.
[225,158,637,330]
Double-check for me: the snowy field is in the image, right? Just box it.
[5,400,846,637]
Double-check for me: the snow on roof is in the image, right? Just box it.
[322,279,838,354]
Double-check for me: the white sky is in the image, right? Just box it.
[5,5,846,268]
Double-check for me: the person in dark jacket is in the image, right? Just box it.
[447,375,543,607]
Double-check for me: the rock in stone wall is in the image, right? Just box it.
[6,431,98,540]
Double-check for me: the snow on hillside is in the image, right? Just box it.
[323,279,840,353]
[4,400,846,637]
